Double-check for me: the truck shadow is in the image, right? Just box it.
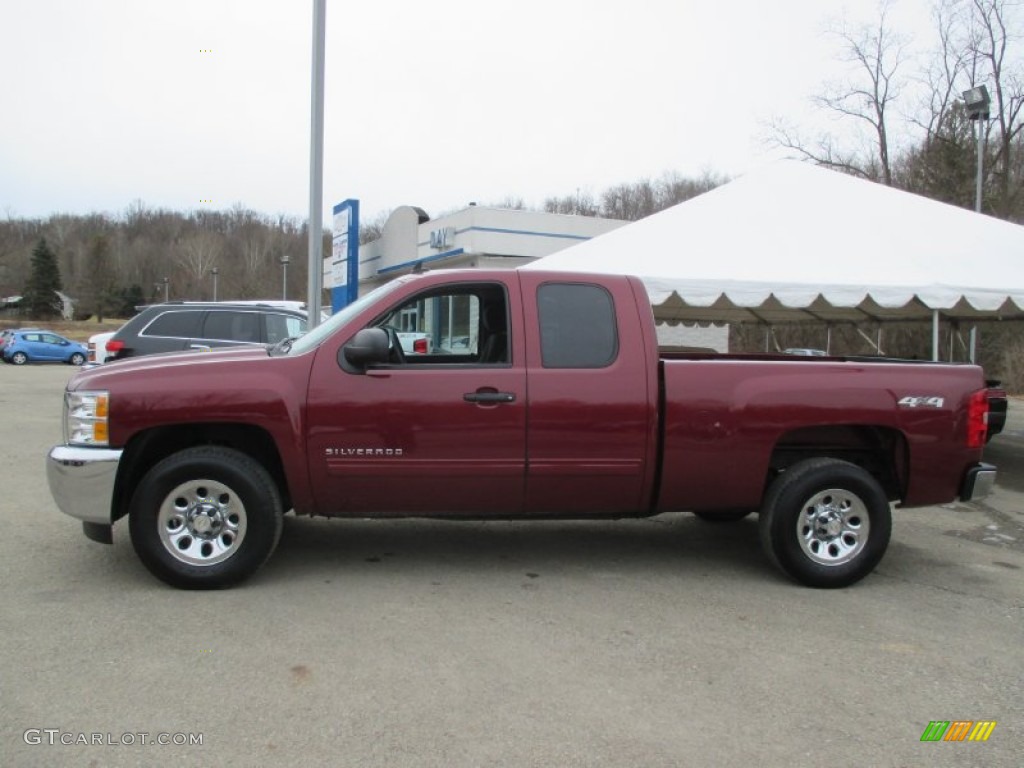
[267,512,772,584]
[983,434,1024,492]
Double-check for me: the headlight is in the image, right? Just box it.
[65,391,110,446]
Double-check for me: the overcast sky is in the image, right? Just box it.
[1,0,939,225]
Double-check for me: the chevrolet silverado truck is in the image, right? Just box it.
[46,269,996,589]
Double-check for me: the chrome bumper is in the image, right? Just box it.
[960,462,996,502]
[47,445,123,525]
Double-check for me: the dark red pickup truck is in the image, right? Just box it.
[47,269,996,589]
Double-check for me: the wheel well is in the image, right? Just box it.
[113,423,290,521]
[768,425,907,501]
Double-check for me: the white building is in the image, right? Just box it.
[351,205,626,291]
[330,204,728,352]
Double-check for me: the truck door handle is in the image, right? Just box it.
[464,390,516,404]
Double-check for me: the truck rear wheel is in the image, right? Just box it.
[128,446,283,589]
[758,458,891,588]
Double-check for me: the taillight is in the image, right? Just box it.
[966,389,989,449]
[105,339,125,357]
[412,338,428,354]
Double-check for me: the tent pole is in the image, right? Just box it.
[855,327,881,353]
[969,326,978,364]
[932,311,940,361]
[826,325,832,354]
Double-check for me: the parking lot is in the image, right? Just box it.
[1,363,1021,767]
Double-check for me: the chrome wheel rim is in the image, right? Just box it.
[157,479,247,566]
[797,488,869,566]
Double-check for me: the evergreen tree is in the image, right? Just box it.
[111,284,145,317]
[84,234,115,321]
[22,238,62,318]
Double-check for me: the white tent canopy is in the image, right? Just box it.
[523,161,1024,327]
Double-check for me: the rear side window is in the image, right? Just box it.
[537,283,618,368]
[202,311,261,343]
[142,311,202,338]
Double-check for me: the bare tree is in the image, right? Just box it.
[966,0,1024,217]
[543,190,600,217]
[359,210,391,244]
[899,1,979,206]
[599,172,727,221]
[915,0,972,138]
[177,230,221,298]
[488,195,527,210]
[770,0,908,184]
[902,0,1023,218]
[655,170,726,207]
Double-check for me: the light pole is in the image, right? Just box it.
[211,267,219,301]
[280,255,290,300]
[160,277,169,302]
[962,85,990,365]
[307,0,326,328]
[962,85,990,214]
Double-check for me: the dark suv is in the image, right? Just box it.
[105,301,308,361]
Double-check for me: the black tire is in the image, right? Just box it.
[128,446,283,589]
[10,351,28,365]
[758,458,891,588]
[693,510,753,522]
[69,352,86,366]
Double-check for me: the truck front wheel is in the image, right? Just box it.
[758,458,891,588]
[128,446,283,589]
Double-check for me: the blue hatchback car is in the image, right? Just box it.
[2,330,87,366]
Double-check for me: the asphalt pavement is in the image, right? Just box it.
[1,364,1021,768]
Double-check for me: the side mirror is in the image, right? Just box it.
[343,328,390,368]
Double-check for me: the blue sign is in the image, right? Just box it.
[331,199,360,313]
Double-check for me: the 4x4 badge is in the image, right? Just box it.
[897,396,945,408]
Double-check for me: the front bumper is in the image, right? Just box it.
[47,445,123,527]
[960,462,997,502]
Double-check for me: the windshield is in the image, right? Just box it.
[285,280,407,356]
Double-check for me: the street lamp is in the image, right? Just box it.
[962,85,990,213]
[158,277,169,302]
[962,85,990,365]
[211,267,219,301]
[280,254,290,300]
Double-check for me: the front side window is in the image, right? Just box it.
[537,283,618,368]
[373,284,509,365]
